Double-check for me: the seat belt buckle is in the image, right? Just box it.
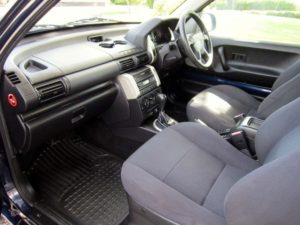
[230,130,249,151]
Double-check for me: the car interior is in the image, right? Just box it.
[1,1,300,225]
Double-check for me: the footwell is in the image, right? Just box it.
[27,137,128,225]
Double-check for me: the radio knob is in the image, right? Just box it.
[143,98,150,108]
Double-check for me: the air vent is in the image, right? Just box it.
[133,69,153,83]
[119,58,135,72]
[88,35,104,43]
[136,53,150,65]
[36,81,66,103]
[6,73,21,85]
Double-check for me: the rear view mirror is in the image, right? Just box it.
[200,13,216,32]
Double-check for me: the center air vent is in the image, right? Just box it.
[119,58,135,72]
[136,53,150,65]
[6,73,21,85]
[36,80,66,103]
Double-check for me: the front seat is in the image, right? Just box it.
[187,62,300,132]
[121,98,300,225]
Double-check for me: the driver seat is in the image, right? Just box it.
[187,62,300,131]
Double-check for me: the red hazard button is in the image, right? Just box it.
[8,94,18,107]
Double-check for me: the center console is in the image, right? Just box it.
[104,65,177,133]
[133,67,162,119]
[104,65,160,126]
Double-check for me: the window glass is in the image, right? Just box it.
[0,0,187,34]
[35,0,186,25]
[205,0,300,46]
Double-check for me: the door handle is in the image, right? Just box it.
[218,47,229,71]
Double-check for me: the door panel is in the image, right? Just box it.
[176,37,300,102]
[213,38,300,87]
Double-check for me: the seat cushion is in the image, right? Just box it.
[121,122,259,225]
[187,85,260,131]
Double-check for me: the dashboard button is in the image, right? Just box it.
[8,94,18,107]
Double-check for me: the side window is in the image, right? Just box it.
[204,0,300,46]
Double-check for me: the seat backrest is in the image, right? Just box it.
[257,69,300,119]
[271,61,300,91]
[224,98,300,225]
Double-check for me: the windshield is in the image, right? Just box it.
[0,0,187,31]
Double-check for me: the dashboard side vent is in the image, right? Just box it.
[119,58,135,72]
[136,53,150,65]
[36,80,66,103]
[88,35,104,43]
[6,73,21,85]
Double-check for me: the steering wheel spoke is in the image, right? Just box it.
[203,34,210,41]
[203,48,209,57]
[195,48,202,61]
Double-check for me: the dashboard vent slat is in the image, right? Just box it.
[6,73,21,85]
[119,58,135,72]
[36,81,66,103]
[133,69,153,83]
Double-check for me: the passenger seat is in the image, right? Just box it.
[187,62,300,132]
[121,97,300,225]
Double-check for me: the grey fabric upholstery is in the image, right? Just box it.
[186,85,260,131]
[122,122,259,224]
[224,150,300,225]
[187,63,300,131]
[223,98,300,225]
[256,72,300,119]
[256,97,300,162]
[271,61,300,90]
[122,98,300,225]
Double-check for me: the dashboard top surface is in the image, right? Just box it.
[4,18,178,86]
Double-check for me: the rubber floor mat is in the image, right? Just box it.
[27,137,128,225]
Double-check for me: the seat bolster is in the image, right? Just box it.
[224,150,300,225]
[121,162,226,225]
[256,98,300,162]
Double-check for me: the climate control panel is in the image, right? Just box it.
[138,88,161,118]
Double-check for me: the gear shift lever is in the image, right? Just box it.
[156,93,167,113]
[154,93,177,131]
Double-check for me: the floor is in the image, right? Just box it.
[27,136,128,225]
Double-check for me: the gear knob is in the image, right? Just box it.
[156,93,167,111]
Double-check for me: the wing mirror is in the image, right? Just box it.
[200,13,216,32]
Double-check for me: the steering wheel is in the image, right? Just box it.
[178,11,213,69]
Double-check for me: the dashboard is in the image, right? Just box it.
[3,18,181,153]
